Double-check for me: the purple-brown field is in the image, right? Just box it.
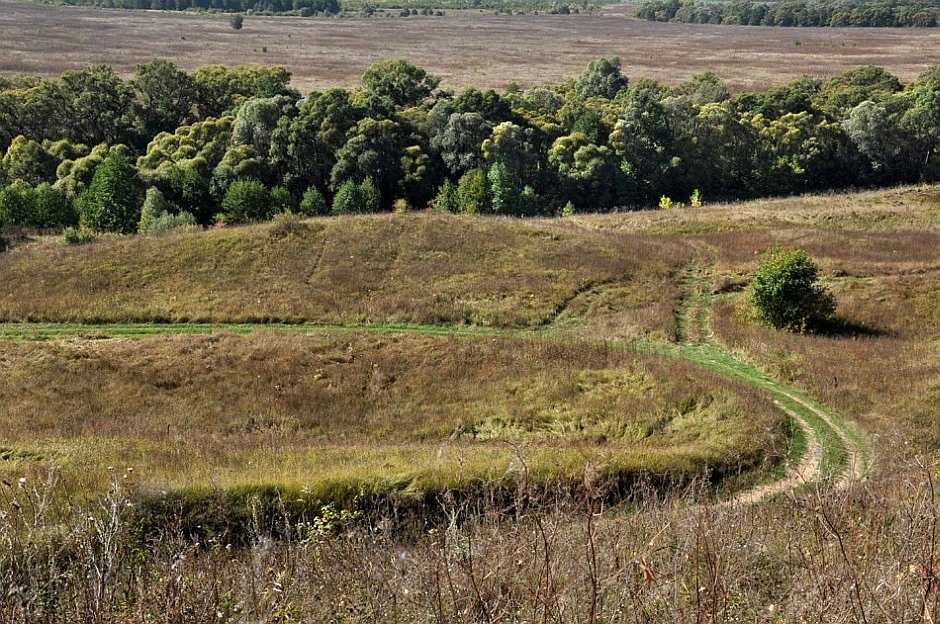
[1,1,938,92]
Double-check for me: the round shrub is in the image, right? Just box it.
[748,245,836,332]
[221,179,274,224]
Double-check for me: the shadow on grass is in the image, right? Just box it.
[816,317,889,339]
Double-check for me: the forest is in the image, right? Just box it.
[36,0,595,14]
[42,0,340,15]
[637,0,940,27]
[0,58,938,235]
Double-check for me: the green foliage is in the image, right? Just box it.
[637,0,939,27]
[298,185,328,216]
[55,143,114,200]
[143,209,197,234]
[0,183,28,226]
[1,135,58,185]
[138,186,170,233]
[221,179,274,223]
[138,186,198,234]
[230,14,244,29]
[30,183,76,228]
[232,95,294,156]
[575,57,628,100]
[331,178,381,214]
[76,152,143,233]
[270,185,295,213]
[164,165,213,225]
[487,160,539,215]
[748,246,836,333]
[193,65,295,118]
[330,118,403,204]
[59,65,136,147]
[132,60,199,138]
[455,168,491,214]
[361,60,440,108]
[60,225,95,245]
[433,178,460,213]
[136,116,234,176]
[1,59,938,222]
[432,112,492,177]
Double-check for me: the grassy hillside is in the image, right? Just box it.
[0,210,793,515]
[0,331,785,510]
[0,186,938,622]
[0,213,686,338]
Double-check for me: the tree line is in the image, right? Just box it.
[0,58,938,235]
[47,0,339,15]
[637,0,939,27]
[44,0,594,15]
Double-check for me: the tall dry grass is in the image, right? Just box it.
[2,459,938,623]
[0,213,688,338]
[0,330,786,511]
[1,185,938,622]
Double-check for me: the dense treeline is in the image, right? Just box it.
[342,0,597,12]
[0,58,938,234]
[45,0,339,15]
[637,0,939,26]
[42,0,594,15]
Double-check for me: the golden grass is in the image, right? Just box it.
[1,186,939,622]
[0,330,785,504]
[0,212,688,338]
[2,184,938,501]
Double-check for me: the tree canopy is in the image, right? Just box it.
[0,59,939,232]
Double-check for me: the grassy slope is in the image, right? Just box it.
[1,186,937,512]
[0,211,775,510]
[0,213,685,337]
[0,331,784,503]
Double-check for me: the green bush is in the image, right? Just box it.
[270,185,296,214]
[331,178,381,215]
[433,179,460,213]
[1,182,77,229]
[147,211,197,233]
[61,226,96,246]
[748,245,835,332]
[76,153,143,234]
[221,179,274,224]
[298,185,327,216]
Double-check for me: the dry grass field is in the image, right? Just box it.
[0,330,785,506]
[1,1,939,92]
[0,186,938,621]
[0,212,687,334]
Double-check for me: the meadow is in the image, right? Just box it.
[0,184,937,621]
[1,1,939,92]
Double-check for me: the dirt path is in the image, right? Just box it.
[669,250,870,504]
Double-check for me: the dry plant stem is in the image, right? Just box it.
[585,494,599,624]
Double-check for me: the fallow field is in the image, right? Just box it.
[0,185,938,621]
[1,0,940,617]
[1,1,939,92]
